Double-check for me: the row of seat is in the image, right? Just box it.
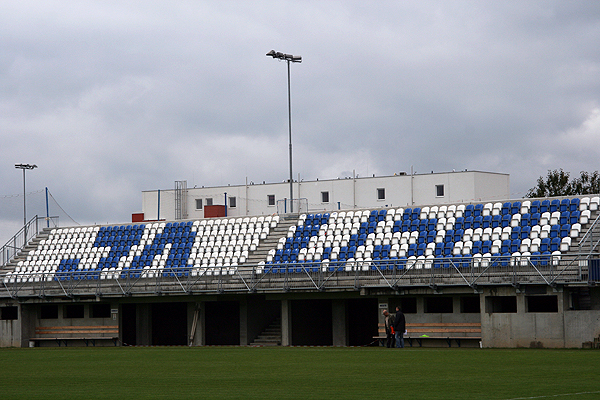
[2,197,597,281]
[262,197,594,273]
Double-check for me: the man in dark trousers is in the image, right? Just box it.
[393,306,406,348]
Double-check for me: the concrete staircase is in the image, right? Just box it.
[244,217,297,266]
[573,209,600,256]
[2,228,52,272]
[250,317,282,346]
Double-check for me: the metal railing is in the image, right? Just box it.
[2,253,596,299]
[0,216,59,268]
[578,212,600,258]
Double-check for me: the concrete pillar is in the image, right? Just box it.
[453,296,461,314]
[136,303,151,346]
[20,304,36,348]
[281,299,292,346]
[332,299,348,346]
[416,296,425,314]
[516,291,526,314]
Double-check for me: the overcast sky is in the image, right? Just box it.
[1,1,600,244]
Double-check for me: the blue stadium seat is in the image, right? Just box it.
[569,198,580,212]
[435,242,444,256]
[491,215,501,228]
[454,217,464,230]
[428,218,438,231]
[530,200,540,214]
[510,239,521,253]
[540,200,550,213]
[465,204,474,217]
[511,201,521,215]
[559,211,570,225]
[369,210,378,223]
[412,208,421,220]
[483,215,492,229]
[570,211,580,224]
[464,217,473,229]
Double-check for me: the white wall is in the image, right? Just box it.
[141,170,510,221]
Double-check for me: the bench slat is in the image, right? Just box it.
[407,328,481,333]
[30,337,118,341]
[407,323,481,327]
[36,326,118,334]
[36,325,118,330]
[36,331,118,334]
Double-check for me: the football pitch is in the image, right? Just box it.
[0,346,599,400]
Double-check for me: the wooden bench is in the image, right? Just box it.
[30,325,119,347]
[405,323,481,347]
[374,322,481,347]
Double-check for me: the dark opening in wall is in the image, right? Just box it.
[205,301,240,345]
[40,305,58,319]
[291,299,332,346]
[485,296,517,313]
[122,304,137,346]
[1,306,18,320]
[569,287,591,310]
[152,302,188,346]
[527,296,558,313]
[91,304,111,319]
[460,296,480,313]
[425,297,453,313]
[64,304,84,319]
[347,298,378,346]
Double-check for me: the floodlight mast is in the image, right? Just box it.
[15,163,38,232]
[266,50,302,213]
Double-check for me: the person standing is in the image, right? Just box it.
[393,306,406,348]
[382,310,395,348]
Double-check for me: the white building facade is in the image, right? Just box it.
[141,170,510,221]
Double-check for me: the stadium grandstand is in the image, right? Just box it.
[1,193,600,348]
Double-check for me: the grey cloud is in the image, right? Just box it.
[1,1,600,244]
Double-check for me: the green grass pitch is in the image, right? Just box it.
[0,347,599,400]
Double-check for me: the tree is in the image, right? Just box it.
[526,169,600,198]
[570,170,600,195]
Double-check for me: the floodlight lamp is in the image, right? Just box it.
[292,56,302,63]
[266,50,277,58]
[15,164,37,170]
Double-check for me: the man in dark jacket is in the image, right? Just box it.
[393,306,406,348]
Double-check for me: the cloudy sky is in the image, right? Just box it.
[1,1,600,244]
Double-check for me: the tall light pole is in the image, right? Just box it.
[266,50,302,213]
[15,163,37,229]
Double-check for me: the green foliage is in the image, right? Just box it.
[1,347,600,400]
[527,169,600,198]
